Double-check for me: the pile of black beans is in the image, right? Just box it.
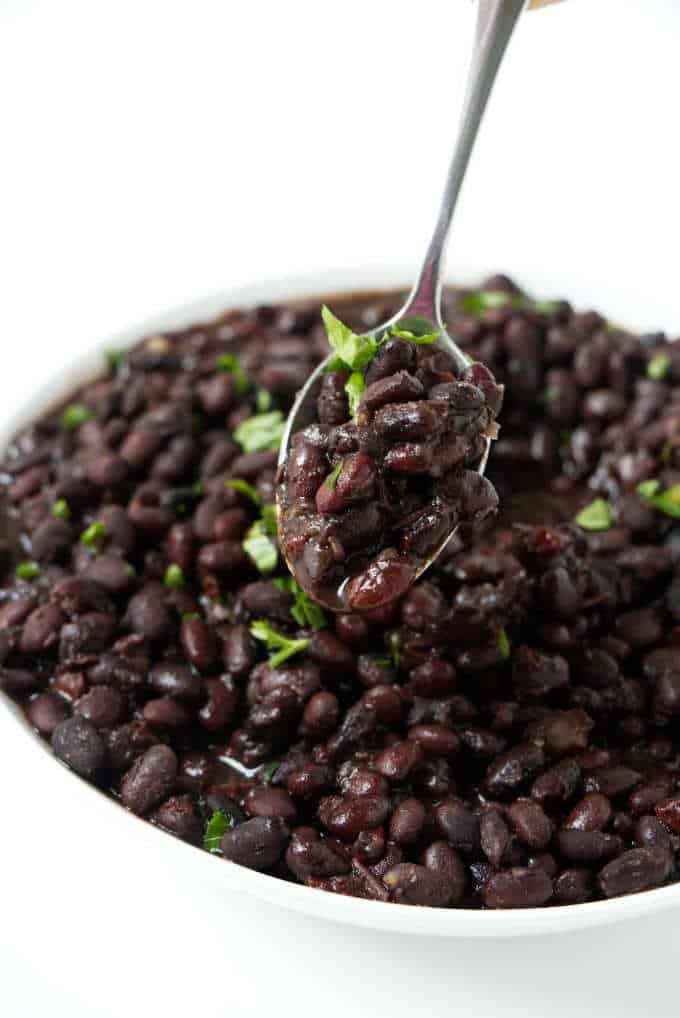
[2,275,680,910]
[277,337,501,612]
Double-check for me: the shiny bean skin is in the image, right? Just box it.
[220,816,290,871]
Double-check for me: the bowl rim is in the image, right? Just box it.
[3,264,680,939]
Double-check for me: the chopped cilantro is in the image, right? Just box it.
[321,305,378,372]
[275,576,327,630]
[217,353,249,393]
[203,810,234,852]
[182,611,199,623]
[638,482,680,519]
[533,300,560,314]
[106,350,125,372]
[461,290,522,316]
[498,627,511,660]
[255,388,273,413]
[80,520,106,549]
[52,498,71,521]
[261,760,280,784]
[16,561,40,581]
[344,372,366,417]
[574,498,613,531]
[243,521,278,574]
[225,478,262,507]
[647,353,671,381]
[234,411,285,453]
[61,404,91,430]
[164,564,185,589]
[250,620,310,669]
[537,386,559,403]
[637,479,660,498]
[389,316,441,344]
[326,462,344,490]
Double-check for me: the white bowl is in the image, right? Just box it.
[2,265,679,939]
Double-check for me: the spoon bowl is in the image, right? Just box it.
[277,0,525,607]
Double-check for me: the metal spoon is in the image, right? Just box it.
[277,0,528,605]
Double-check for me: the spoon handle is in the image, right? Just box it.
[401,0,526,326]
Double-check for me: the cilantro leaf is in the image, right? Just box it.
[275,576,327,630]
[203,810,234,852]
[574,498,613,531]
[217,353,249,394]
[256,388,273,413]
[326,461,344,490]
[225,478,262,507]
[537,386,559,403]
[647,353,671,380]
[638,482,680,519]
[498,627,511,660]
[389,316,441,344]
[637,479,660,498]
[16,561,40,581]
[261,760,280,784]
[80,520,106,549]
[250,620,310,668]
[345,372,366,417]
[164,564,185,589]
[321,305,378,371]
[234,411,285,453]
[243,520,278,573]
[461,290,522,316]
[532,300,560,314]
[52,498,71,521]
[61,404,91,430]
[106,350,125,371]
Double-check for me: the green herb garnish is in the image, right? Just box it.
[461,290,522,316]
[537,386,559,404]
[322,305,379,372]
[61,404,91,431]
[225,478,262,507]
[344,372,366,417]
[326,462,344,490]
[660,439,674,465]
[498,627,511,660]
[164,563,185,589]
[261,760,280,784]
[389,317,442,344]
[647,353,671,380]
[637,479,661,498]
[234,411,285,453]
[574,498,613,531]
[106,350,125,372]
[217,353,249,394]
[125,563,137,578]
[16,561,40,581]
[275,576,327,630]
[52,498,71,521]
[638,482,680,519]
[80,520,106,549]
[533,300,560,314]
[182,611,199,623]
[243,521,278,574]
[256,388,273,413]
[250,620,310,669]
[203,810,234,852]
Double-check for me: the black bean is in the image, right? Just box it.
[52,716,107,781]
[285,827,349,881]
[152,795,203,844]
[482,867,553,908]
[120,744,178,815]
[220,816,289,871]
[383,862,456,907]
[27,691,70,736]
[598,846,671,898]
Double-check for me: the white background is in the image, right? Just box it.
[2,1,680,1016]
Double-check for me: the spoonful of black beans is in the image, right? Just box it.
[277,0,533,612]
